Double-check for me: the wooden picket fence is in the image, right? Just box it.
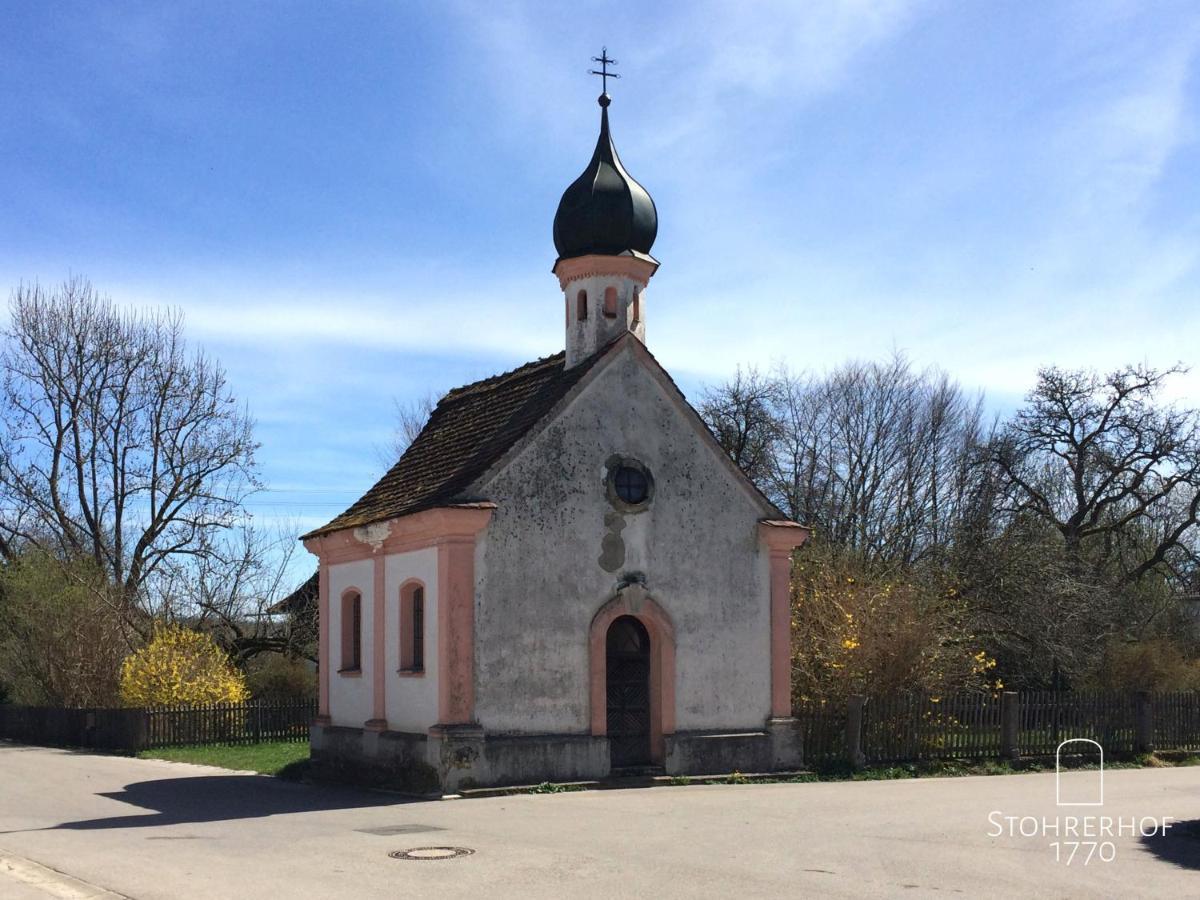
[0,699,316,752]
[143,700,316,749]
[862,692,1005,762]
[795,690,1200,768]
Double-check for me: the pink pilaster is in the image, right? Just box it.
[759,521,812,719]
[436,536,478,725]
[366,554,387,731]
[302,504,494,730]
[316,565,331,724]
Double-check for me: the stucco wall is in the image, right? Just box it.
[384,547,440,732]
[327,559,373,728]
[471,343,772,735]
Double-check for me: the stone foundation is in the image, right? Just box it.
[665,718,803,775]
[311,717,804,792]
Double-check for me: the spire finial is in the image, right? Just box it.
[589,47,619,104]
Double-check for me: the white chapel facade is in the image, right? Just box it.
[302,75,809,790]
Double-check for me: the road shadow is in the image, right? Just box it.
[1140,819,1200,870]
[4,774,413,833]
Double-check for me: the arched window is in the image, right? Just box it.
[400,582,426,673]
[576,290,588,321]
[340,591,362,672]
[603,286,618,318]
[632,288,641,324]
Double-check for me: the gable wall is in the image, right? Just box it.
[472,345,772,735]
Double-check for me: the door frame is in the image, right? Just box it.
[589,587,675,764]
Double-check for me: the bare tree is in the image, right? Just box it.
[0,277,260,631]
[702,354,984,564]
[374,391,440,470]
[698,367,781,487]
[991,364,1200,583]
[160,524,315,664]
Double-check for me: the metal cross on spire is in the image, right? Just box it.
[589,47,620,94]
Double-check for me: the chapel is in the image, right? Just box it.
[301,64,810,790]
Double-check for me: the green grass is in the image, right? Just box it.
[138,741,310,777]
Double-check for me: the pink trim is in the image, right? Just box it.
[759,522,811,718]
[436,536,479,725]
[589,591,676,764]
[602,285,618,318]
[302,504,496,564]
[304,506,492,729]
[339,587,364,674]
[552,253,659,290]
[397,578,426,674]
[338,669,363,679]
[371,556,386,727]
[317,567,330,720]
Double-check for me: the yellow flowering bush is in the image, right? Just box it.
[791,542,998,706]
[119,625,249,707]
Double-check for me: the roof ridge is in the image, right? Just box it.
[442,350,566,402]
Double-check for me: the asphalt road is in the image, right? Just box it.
[1,742,1198,898]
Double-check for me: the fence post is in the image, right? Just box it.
[1135,691,1154,754]
[253,701,262,744]
[846,695,866,770]
[1000,691,1019,760]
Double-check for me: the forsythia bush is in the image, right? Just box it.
[119,625,249,707]
[791,542,1000,705]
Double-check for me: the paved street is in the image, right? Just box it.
[1,742,1198,898]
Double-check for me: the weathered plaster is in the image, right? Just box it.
[556,255,656,368]
[471,341,776,734]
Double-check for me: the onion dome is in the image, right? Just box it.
[553,93,658,260]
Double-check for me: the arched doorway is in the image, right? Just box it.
[606,616,651,768]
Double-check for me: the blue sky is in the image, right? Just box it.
[3,1,1199,584]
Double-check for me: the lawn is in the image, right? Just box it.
[139,741,310,777]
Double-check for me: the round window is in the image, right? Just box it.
[606,458,654,511]
[614,466,649,505]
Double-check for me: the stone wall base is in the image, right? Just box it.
[311,718,803,792]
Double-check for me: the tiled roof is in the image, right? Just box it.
[303,349,605,539]
[269,571,318,616]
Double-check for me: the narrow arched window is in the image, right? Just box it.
[603,286,618,318]
[400,582,425,673]
[632,288,641,324]
[577,290,588,321]
[341,591,362,672]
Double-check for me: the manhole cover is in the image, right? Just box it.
[390,847,474,861]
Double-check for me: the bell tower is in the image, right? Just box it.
[552,51,659,369]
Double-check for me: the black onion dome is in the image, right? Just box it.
[553,94,658,260]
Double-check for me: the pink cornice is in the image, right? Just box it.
[553,254,659,291]
[758,520,812,553]
[302,504,495,565]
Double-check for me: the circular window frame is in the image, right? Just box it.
[605,457,654,512]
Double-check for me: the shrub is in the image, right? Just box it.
[1090,638,1200,693]
[244,653,317,702]
[0,549,128,706]
[119,625,249,707]
[791,542,997,705]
